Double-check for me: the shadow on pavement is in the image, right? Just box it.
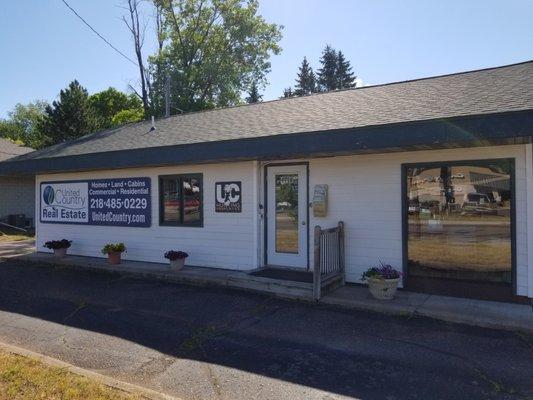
[0,260,531,400]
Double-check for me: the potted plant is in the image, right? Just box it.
[361,262,402,300]
[164,250,188,271]
[43,239,72,258]
[101,243,126,265]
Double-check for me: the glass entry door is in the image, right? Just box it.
[266,165,308,268]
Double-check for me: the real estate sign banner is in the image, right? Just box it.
[40,178,151,227]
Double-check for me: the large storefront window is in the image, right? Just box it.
[405,159,513,286]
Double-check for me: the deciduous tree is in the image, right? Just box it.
[145,0,282,115]
[0,101,48,148]
[111,108,145,125]
[123,0,150,116]
[89,87,143,128]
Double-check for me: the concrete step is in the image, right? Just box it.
[227,275,313,300]
[233,273,313,289]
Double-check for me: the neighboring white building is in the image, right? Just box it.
[1,61,532,303]
[0,138,34,228]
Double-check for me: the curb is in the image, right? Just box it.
[9,255,317,303]
[0,341,179,400]
[319,296,533,334]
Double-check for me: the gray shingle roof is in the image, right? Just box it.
[0,139,33,162]
[8,61,533,163]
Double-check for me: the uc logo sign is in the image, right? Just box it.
[43,185,55,205]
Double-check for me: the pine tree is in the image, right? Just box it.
[336,51,356,89]
[294,57,316,96]
[246,81,262,104]
[317,45,338,92]
[39,80,99,146]
[281,87,293,98]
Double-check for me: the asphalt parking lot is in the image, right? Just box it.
[0,260,531,400]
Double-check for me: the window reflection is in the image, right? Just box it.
[160,174,202,225]
[183,177,201,223]
[406,161,512,284]
[163,179,180,222]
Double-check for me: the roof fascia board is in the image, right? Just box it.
[1,110,532,176]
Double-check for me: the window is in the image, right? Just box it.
[275,174,299,254]
[159,174,203,226]
[404,159,514,285]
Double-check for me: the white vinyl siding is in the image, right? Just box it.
[36,144,531,297]
[36,162,259,270]
[0,177,35,222]
[308,144,529,296]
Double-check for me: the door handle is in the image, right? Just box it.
[301,221,306,226]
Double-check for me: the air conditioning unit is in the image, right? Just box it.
[7,214,26,228]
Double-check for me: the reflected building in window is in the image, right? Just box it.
[405,160,512,285]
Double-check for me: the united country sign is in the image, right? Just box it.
[40,178,151,227]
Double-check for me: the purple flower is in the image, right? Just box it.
[164,250,189,260]
[361,261,402,280]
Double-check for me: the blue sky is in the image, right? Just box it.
[1,0,532,117]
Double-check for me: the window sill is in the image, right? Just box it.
[159,222,204,228]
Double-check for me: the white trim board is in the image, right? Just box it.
[527,144,533,298]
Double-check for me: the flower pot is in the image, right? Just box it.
[367,277,400,300]
[169,258,185,271]
[53,248,67,258]
[107,251,123,265]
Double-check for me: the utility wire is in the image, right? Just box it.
[60,0,139,67]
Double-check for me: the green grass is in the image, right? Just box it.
[0,350,140,400]
[409,237,511,271]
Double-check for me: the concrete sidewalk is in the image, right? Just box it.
[14,251,533,333]
[322,286,533,333]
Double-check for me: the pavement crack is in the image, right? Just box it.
[63,299,87,322]
[380,335,522,397]
[59,326,82,352]
[409,294,431,319]
[514,331,533,351]
[203,362,223,400]
[472,367,518,397]
[141,355,174,376]
[180,325,218,353]
[105,275,128,288]
[179,298,284,355]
